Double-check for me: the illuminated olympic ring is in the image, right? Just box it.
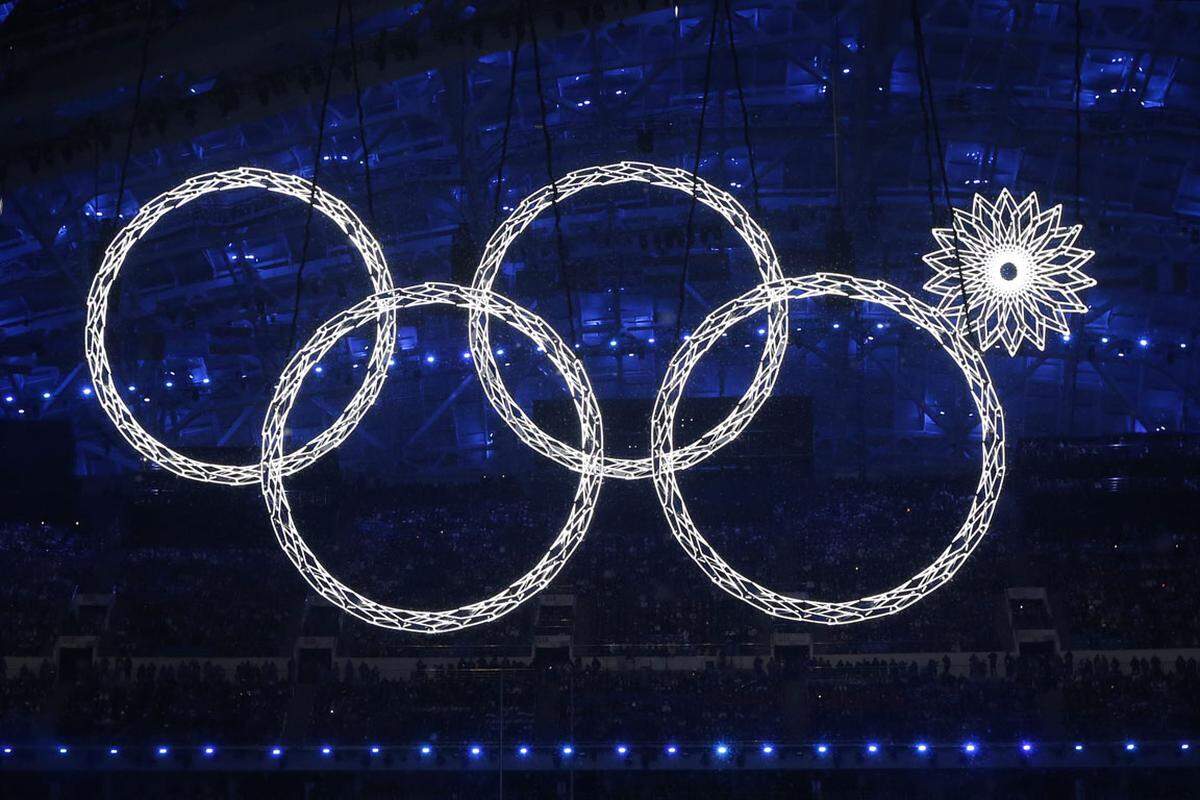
[85,168,397,486]
[87,165,1008,633]
[651,275,1006,625]
[261,284,603,633]
[469,161,789,480]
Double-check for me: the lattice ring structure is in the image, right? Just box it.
[469,160,789,480]
[649,274,1007,625]
[84,168,397,486]
[260,283,604,633]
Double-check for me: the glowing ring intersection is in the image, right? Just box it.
[469,161,789,480]
[260,283,604,633]
[85,164,1011,632]
[650,275,1006,625]
[84,168,397,486]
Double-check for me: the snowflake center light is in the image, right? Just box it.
[985,247,1034,295]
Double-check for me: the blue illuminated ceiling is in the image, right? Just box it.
[0,0,1197,474]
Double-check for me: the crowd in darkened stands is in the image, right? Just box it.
[2,435,1199,744]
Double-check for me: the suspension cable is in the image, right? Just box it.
[348,0,376,224]
[493,29,524,228]
[287,0,344,352]
[723,0,760,214]
[673,0,720,345]
[911,0,978,349]
[529,7,578,347]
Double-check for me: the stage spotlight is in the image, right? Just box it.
[109,747,120,756]
[2,747,12,755]
[715,743,729,757]
[424,354,436,364]
[1020,742,1033,754]
[867,743,879,754]
[419,745,432,756]
[665,744,678,755]
[616,744,628,756]
[321,746,333,756]
[203,746,216,757]
[517,745,529,757]
[816,744,828,755]
[370,746,381,755]
[561,745,574,757]
[1182,743,1191,751]
[1074,744,1084,752]
[915,743,929,754]
[963,742,977,754]
[57,746,69,755]
[761,743,775,755]
[270,747,283,757]
[156,746,169,756]
[470,745,482,757]
[1125,742,1137,752]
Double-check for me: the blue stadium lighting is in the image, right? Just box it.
[201,377,211,385]
[470,745,482,757]
[715,743,729,757]
[1181,342,1188,349]
[609,339,618,348]
[80,387,92,397]
[561,745,574,757]
[915,743,929,754]
[108,747,120,756]
[270,747,283,758]
[203,746,216,757]
[424,353,437,364]
[370,745,381,755]
[321,746,332,756]
[314,365,324,374]
[156,746,169,756]
[420,745,432,756]
[867,743,879,754]
[1101,336,1109,343]
[648,337,656,344]
[1125,742,1138,752]
[1020,742,1033,753]
[665,744,678,755]
[1062,332,1071,342]
[963,742,977,754]
[815,744,828,755]
[832,322,841,329]
[616,744,628,755]
[1074,743,1084,752]
[517,745,529,757]
[757,327,766,336]
[1181,743,1191,751]
[761,743,775,755]
[495,347,505,356]
[1,746,11,755]
[2,395,11,403]
[1138,338,1149,347]
[42,391,52,399]
[127,385,136,392]
[164,381,174,388]
[58,746,69,755]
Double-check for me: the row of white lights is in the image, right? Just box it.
[5,741,1189,759]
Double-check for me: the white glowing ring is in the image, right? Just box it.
[650,274,1006,624]
[260,283,604,633]
[469,160,788,480]
[85,168,396,486]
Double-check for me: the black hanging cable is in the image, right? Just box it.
[347,0,376,224]
[528,8,578,347]
[673,0,720,345]
[493,30,524,228]
[1073,0,1083,221]
[288,0,344,352]
[114,0,155,229]
[723,0,760,214]
[915,31,938,228]
[911,0,978,348]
